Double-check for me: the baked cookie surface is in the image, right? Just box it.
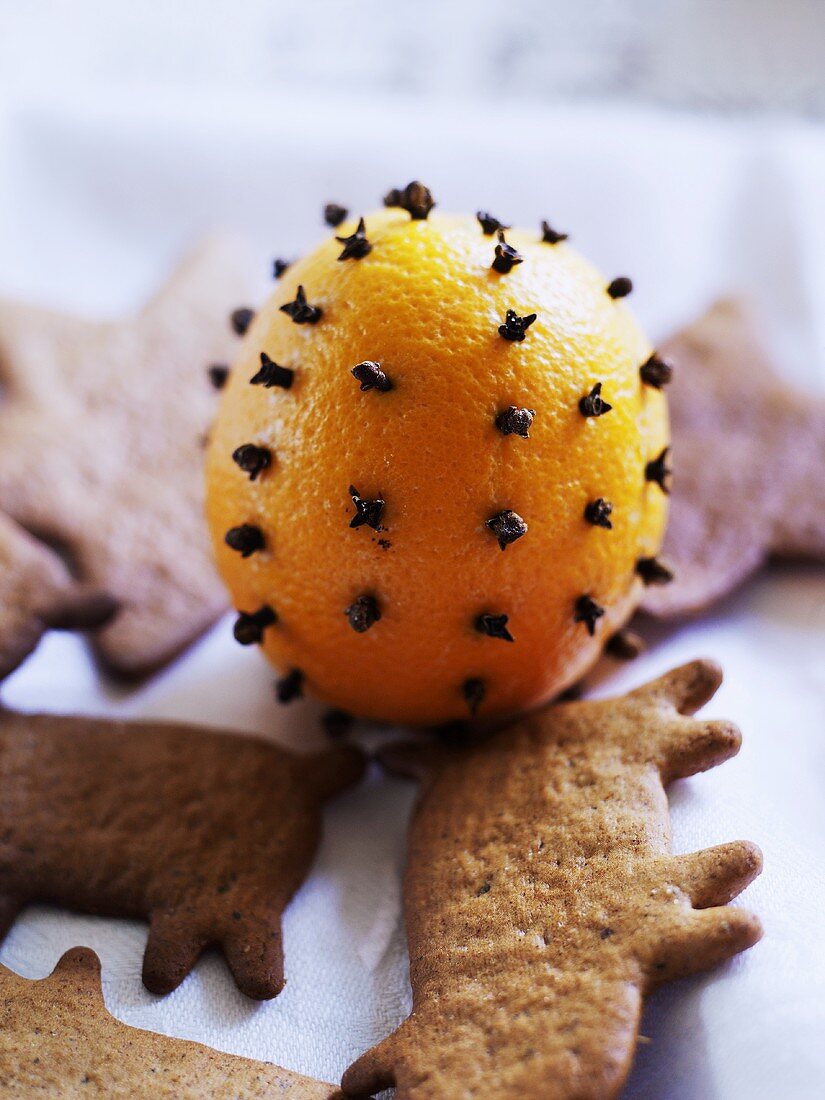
[643,299,825,616]
[0,948,343,1098]
[0,511,115,680]
[343,660,761,1099]
[0,235,251,675]
[0,707,364,999]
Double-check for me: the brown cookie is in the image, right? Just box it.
[0,511,116,680]
[0,235,252,675]
[0,947,345,1097]
[0,708,365,999]
[343,660,762,1099]
[642,298,825,617]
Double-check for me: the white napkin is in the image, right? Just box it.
[1,91,824,1095]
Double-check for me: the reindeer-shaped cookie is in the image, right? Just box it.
[643,299,825,617]
[343,660,762,1098]
[0,236,251,675]
[0,709,364,999]
[0,948,344,1097]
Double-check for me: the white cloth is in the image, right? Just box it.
[0,91,824,1096]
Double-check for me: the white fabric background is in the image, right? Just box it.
[1,91,824,1097]
[4,0,825,117]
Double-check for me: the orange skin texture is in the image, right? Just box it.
[206,210,668,726]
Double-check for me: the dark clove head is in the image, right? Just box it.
[349,485,385,530]
[574,594,605,636]
[584,498,613,529]
[477,211,509,236]
[462,677,486,716]
[541,220,568,245]
[275,668,304,704]
[475,612,514,642]
[607,277,633,299]
[336,217,373,261]
[579,383,613,418]
[495,405,535,437]
[639,354,674,389]
[250,352,294,389]
[351,360,392,392]
[384,181,435,220]
[498,309,537,342]
[280,285,322,324]
[225,524,266,558]
[645,447,672,494]
[486,509,528,550]
[208,364,230,389]
[345,594,382,633]
[230,307,255,336]
[324,203,349,227]
[233,605,277,645]
[635,556,675,586]
[492,231,523,274]
[231,443,272,481]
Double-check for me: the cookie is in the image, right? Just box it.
[0,511,116,680]
[0,234,252,675]
[0,708,365,999]
[642,298,825,617]
[0,948,345,1097]
[343,660,762,1099]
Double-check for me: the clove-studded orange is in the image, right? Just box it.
[205,191,670,726]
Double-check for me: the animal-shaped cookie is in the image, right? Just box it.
[0,235,251,675]
[0,708,364,999]
[343,660,762,1098]
[0,948,345,1097]
[0,512,116,679]
[642,298,825,617]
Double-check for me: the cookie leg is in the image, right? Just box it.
[624,662,743,781]
[39,586,119,632]
[221,916,284,1000]
[647,906,763,983]
[657,717,742,783]
[142,909,209,994]
[669,842,763,907]
[631,659,723,716]
[341,1034,398,1096]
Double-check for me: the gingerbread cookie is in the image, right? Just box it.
[343,660,762,1099]
[0,511,116,680]
[0,948,344,1097]
[642,298,825,617]
[0,708,364,999]
[0,235,252,675]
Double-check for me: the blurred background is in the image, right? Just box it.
[3,0,825,114]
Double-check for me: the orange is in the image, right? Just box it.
[205,194,669,726]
